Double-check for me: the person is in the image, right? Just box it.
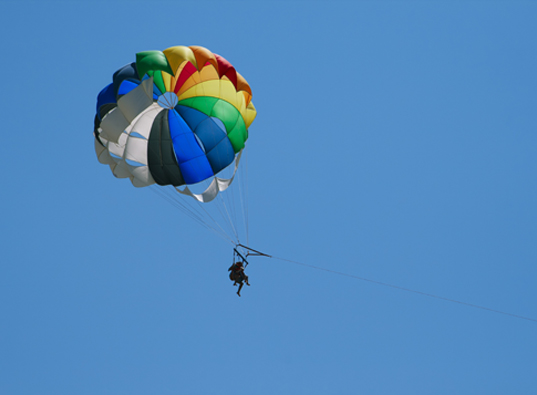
[228,260,250,296]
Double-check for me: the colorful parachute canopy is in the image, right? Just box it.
[94,45,256,199]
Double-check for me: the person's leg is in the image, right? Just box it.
[232,272,239,286]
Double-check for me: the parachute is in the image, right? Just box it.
[94,46,257,244]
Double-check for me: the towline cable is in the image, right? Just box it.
[269,254,537,324]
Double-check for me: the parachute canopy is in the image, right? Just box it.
[94,45,257,201]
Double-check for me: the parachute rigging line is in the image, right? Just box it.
[149,185,235,246]
[269,255,537,324]
[217,191,239,242]
[239,147,250,246]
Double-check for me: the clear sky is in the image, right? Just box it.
[1,1,536,394]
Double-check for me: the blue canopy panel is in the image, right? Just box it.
[176,105,207,131]
[117,79,140,96]
[113,63,140,97]
[195,118,235,174]
[175,105,235,175]
[168,110,214,184]
[96,83,116,116]
[153,84,163,97]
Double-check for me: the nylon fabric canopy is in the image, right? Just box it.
[94,45,257,200]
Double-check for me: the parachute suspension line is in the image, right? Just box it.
[229,148,246,242]
[159,186,209,228]
[245,146,250,246]
[150,186,235,245]
[238,146,249,247]
[235,171,245,244]
[268,254,537,324]
[190,188,238,244]
[217,192,240,243]
[228,176,239,238]
[149,185,235,246]
[219,177,237,239]
[202,185,237,244]
[187,176,232,241]
[150,186,207,226]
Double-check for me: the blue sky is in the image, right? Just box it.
[1,1,536,394]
